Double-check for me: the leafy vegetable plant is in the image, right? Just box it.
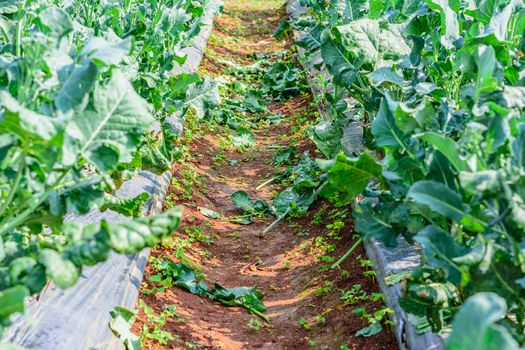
[0,0,221,340]
[293,0,525,345]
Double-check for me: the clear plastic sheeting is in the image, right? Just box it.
[4,2,221,349]
[286,1,445,349]
[364,239,445,350]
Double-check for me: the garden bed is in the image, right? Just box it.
[286,1,445,349]
[4,2,221,349]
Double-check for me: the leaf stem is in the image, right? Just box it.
[0,172,67,236]
[491,264,525,306]
[0,155,25,217]
[262,208,291,235]
[331,238,363,269]
[256,177,276,191]
[250,308,270,322]
[15,16,24,57]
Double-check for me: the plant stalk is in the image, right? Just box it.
[250,309,270,322]
[0,155,25,217]
[262,208,291,235]
[256,177,276,191]
[0,172,67,236]
[331,238,363,269]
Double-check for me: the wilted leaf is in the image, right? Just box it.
[109,307,140,350]
[198,207,221,219]
[355,321,382,337]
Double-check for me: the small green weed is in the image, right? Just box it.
[247,318,264,332]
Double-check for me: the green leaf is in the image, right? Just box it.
[231,191,255,213]
[81,37,132,66]
[465,0,501,24]
[290,155,321,190]
[446,293,519,350]
[161,261,208,295]
[486,0,523,42]
[354,199,399,247]
[0,0,22,14]
[420,132,468,172]
[273,146,297,166]
[37,6,73,39]
[425,0,460,49]
[368,67,407,87]
[154,260,268,319]
[198,207,221,219]
[384,270,412,286]
[459,170,500,193]
[138,134,173,175]
[390,157,426,183]
[184,77,222,118]
[355,321,382,337]
[109,307,141,350]
[230,191,268,218]
[308,120,344,158]
[502,86,525,110]
[208,284,267,315]
[273,19,291,39]
[512,124,525,171]
[231,128,255,148]
[427,151,457,190]
[158,7,192,39]
[63,222,111,266]
[63,71,154,170]
[369,0,385,19]
[414,226,466,283]
[452,237,486,267]
[8,257,47,294]
[0,91,63,142]
[297,24,323,51]
[400,281,458,330]
[273,188,315,218]
[386,97,421,134]
[100,192,150,218]
[337,19,410,68]
[372,99,406,149]
[485,114,509,153]
[62,210,181,265]
[261,60,303,100]
[55,61,98,113]
[320,152,382,202]
[320,29,357,86]
[0,286,28,319]
[107,208,182,254]
[58,180,105,216]
[471,258,524,304]
[474,45,498,97]
[407,180,466,222]
[39,249,79,289]
[244,92,265,113]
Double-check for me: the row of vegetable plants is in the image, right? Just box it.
[285,0,525,347]
[0,0,222,343]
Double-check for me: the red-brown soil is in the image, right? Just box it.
[133,1,398,349]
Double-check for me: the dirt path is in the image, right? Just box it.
[135,1,397,349]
